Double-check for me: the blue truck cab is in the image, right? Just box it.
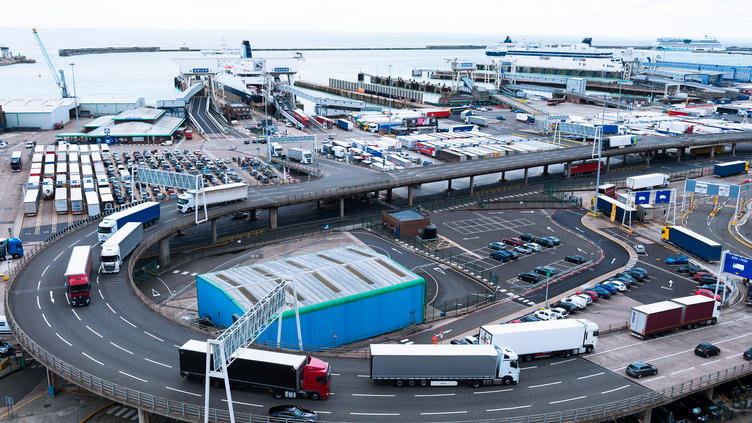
[0,238,23,260]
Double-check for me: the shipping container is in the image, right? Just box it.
[661,226,722,261]
[626,173,669,190]
[479,319,598,361]
[713,161,748,177]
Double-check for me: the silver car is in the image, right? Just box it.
[633,244,646,254]
[514,245,533,255]
[525,242,543,252]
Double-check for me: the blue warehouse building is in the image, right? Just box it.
[196,245,425,349]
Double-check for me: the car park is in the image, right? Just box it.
[518,272,541,283]
[695,342,721,358]
[267,405,318,422]
[625,362,657,378]
[524,242,543,252]
[666,255,689,265]
[534,265,559,276]
[565,255,587,264]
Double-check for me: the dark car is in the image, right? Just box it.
[506,250,519,260]
[518,272,541,283]
[565,255,587,264]
[519,314,541,322]
[679,398,709,423]
[667,403,691,423]
[595,283,618,294]
[744,347,752,361]
[490,250,513,262]
[589,286,611,298]
[625,362,657,378]
[519,233,537,242]
[695,342,721,358]
[552,301,578,314]
[536,237,555,248]
[614,272,637,284]
[691,395,724,420]
[699,284,731,295]
[542,236,561,245]
[696,275,717,284]
[534,265,559,277]
[666,255,689,265]
[677,264,701,275]
[609,276,634,287]
[268,405,318,422]
[625,268,648,280]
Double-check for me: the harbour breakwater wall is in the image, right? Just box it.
[58,45,486,57]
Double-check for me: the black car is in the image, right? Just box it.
[244,139,251,144]
[625,361,657,378]
[625,268,648,280]
[678,398,709,423]
[543,236,561,245]
[565,255,587,264]
[519,233,537,242]
[691,395,724,420]
[268,405,318,422]
[534,266,559,276]
[535,237,555,248]
[519,314,540,322]
[696,275,717,284]
[552,301,578,314]
[744,347,752,361]
[695,342,721,358]
[677,264,701,275]
[519,272,541,283]
[614,272,637,284]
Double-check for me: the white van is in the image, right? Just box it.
[0,316,11,334]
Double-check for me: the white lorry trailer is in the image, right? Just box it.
[176,182,247,213]
[369,344,519,387]
[23,190,39,216]
[100,222,143,273]
[479,319,599,362]
[625,173,669,190]
[54,187,68,214]
[97,201,160,242]
[85,191,100,216]
[288,148,313,164]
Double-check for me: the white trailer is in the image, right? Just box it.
[603,135,636,149]
[370,344,519,387]
[288,148,313,164]
[479,319,599,362]
[625,173,670,190]
[54,188,68,214]
[85,191,100,216]
[177,182,248,213]
[24,190,40,216]
[100,221,143,273]
[70,187,83,214]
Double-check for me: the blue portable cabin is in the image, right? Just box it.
[597,194,636,223]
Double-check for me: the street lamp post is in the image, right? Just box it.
[388,64,393,135]
[544,270,551,308]
[69,63,80,133]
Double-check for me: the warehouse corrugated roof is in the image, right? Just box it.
[0,97,76,113]
[112,107,165,121]
[197,244,421,311]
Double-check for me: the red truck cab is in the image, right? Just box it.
[302,356,331,399]
[185,129,193,140]
[64,246,92,306]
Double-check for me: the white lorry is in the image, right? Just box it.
[23,190,39,216]
[100,222,143,273]
[370,344,519,387]
[479,319,599,362]
[54,188,68,214]
[288,148,313,164]
[625,173,670,190]
[98,201,160,242]
[85,191,100,216]
[177,182,248,213]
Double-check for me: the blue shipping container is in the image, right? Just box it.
[662,226,722,261]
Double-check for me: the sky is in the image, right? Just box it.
[7,0,751,41]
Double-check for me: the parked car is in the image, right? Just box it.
[503,238,524,246]
[524,242,543,252]
[666,255,689,265]
[518,272,541,283]
[743,347,752,361]
[691,395,724,420]
[552,301,578,314]
[594,284,617,295]
[0,339,13,357]
[564,295,588,309]
[693,271,713,280]
[695,342,721,358]
[614,272,638,284]
[541,236,560,245]
[604,280,627,292]
[268,405,318,422]
[533,266,559,277]
[514,245,533,255]
[694,289,721,301]
[565,255,587,264]
[627,267,649,279]
[696,274,718,284]
[519,233,537,242]
[633,244,646,254]
[549,307,570,319]
[536,237,555,248]
[625,362,657,378]
[677,264,701,275]
[609,276,634,288]
[490,250,513,262]
[577,290,599,301]
[678,398,709,423]
[519,314,541,323]
[588,286,611,298]
[533,309,561,320]
[488,242,506,251]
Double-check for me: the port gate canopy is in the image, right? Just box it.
[684,179,741,198]
[196,245,426,348]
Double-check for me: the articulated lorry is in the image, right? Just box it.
[628,295,719,339]
[661,226,722,261]
[625,173,669,190]
[177,182,247,213]
[0,238,23,260]
[465,116,489,127]
[288,148,313,164]
[337,119,353,131]
[65,245,92,306]
[369,344,519,387]
[602,135,637,149]
[713,160,748,177]
[100,222,143,273]
[178,340,331,400]
[479,319,598,362]
[98,201,160,242]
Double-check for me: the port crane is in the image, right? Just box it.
[32,28,69,98]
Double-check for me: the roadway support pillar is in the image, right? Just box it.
[468,176,474,196]
[500,171,506,182]
[138,409,150,423]
[158,237,170,269]
[523,168,529,185]
[386,189,393,202]
[447,179,452,192]
[702,387,714,400]
[542,164,549,175]
[373,190,379,199]
[210,219,217,244]
[407,186,414,206]
[247,208,257,221]
[46,367,67,396]
[605,156,611,172]
[269,206,278,229]
[566,162,572,179]
[339,198,345,218]
[710,146,715,159]
[646,151,651,167]
[638,409,652,423]
[622,154,627,165]
[677,148,683,162]
[732,143,737,156]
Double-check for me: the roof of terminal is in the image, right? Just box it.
[112,107,165,121]
[0,98,76,113]
[79,97,145,105]
[197,244,423,312]
[388,210,426,222]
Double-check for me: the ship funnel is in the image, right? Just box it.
[241,40,252,58]
[582,37,593,46]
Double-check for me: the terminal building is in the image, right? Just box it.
[196,245,426,349]
[56,107,184,144]
[0,98,77,130]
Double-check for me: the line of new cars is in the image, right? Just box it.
[488,233,561,263]
[671,259,730,301]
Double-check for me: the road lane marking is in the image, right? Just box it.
[529,381,562,389]
[41,265,49,277]
[349,413,400,416]
[314,411,331,414]
[37,280,41,290]
[414,393,455,397]
[166,386,202,397]
[82,352,104,366]
[72,309,81,321]
[144,331,164,342]
[42,314,51,328]
[69,240,79,248]
[601,385,630,395]
[352,393,395,397]
[702,359,722,366]
[578,372,604,380]
[56,333,72,347]
[220,399,262,407]
[474,389,513,394]
[356,374,369,378]
[487,405,531,412]
[118,371,147,383]
[119,316,137,328]
[98,289,104,300]
[53,251,64,261]
[643,376,666,383]
[550,395,586,404]
[144,358,171,368]
[106,302,116,314]
[550,358,576,365]
[110,342,133,355]
[86,325,102,338]
[420,411,467,415]
[36,296,40,310]
[520,366,538,370]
